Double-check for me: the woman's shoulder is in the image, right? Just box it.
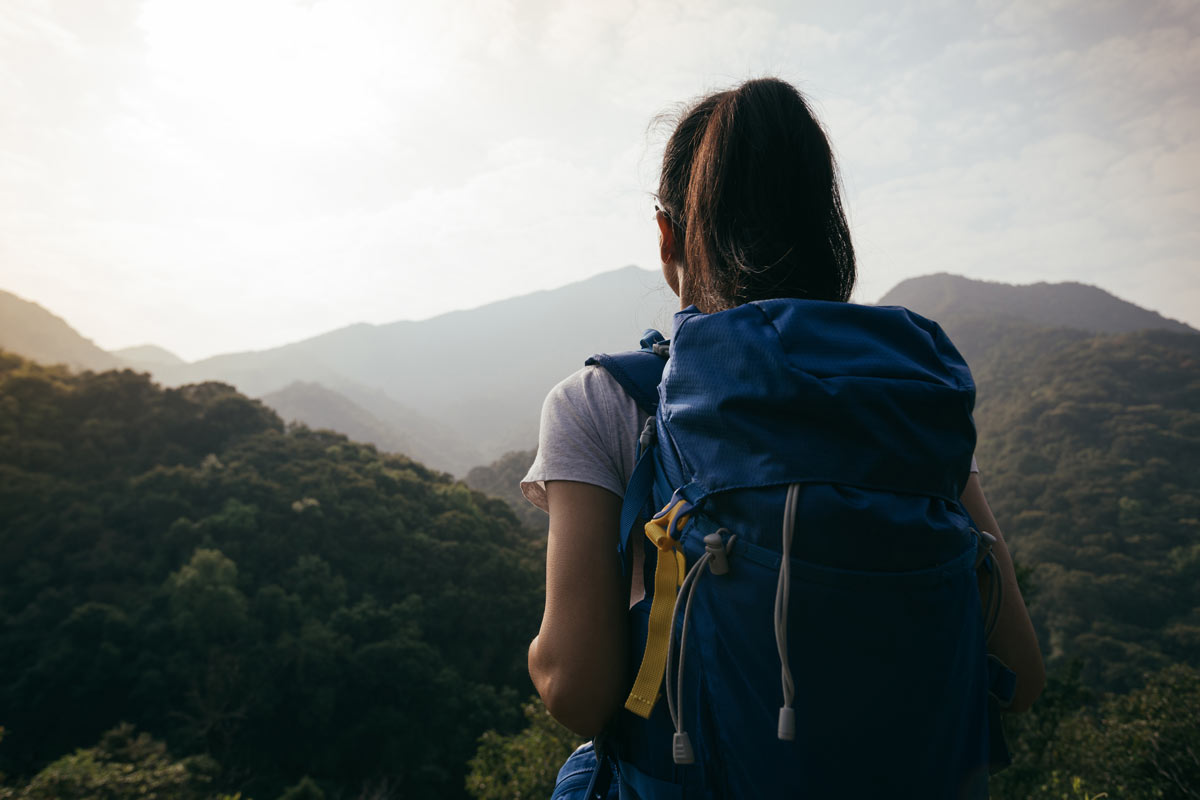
[547,363,631,407]
[521,365,648,511]
[540,364,647,456]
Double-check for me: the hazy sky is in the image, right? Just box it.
[2,0,1197,360]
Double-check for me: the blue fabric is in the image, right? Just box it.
[659,301,975,503]
[617,446,658,572]
[552,743,619,800]
[586,329,669,416]
[588,337,670,571]
[587,299,997,799]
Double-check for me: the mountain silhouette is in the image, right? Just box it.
[261,380,483,474]
[0,290,122,372]
[112,344,186,369]
[138,266,677,467]
[879,273,1194,335]
[4,268,1194,475]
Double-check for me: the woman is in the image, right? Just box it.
[522,77,1044,797]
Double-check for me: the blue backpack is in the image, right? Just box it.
[552,299,1014,800]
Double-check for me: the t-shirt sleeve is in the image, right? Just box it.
[521,366,644,513]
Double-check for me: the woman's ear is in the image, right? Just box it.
[656,211,682,296]
[656,211,677,264]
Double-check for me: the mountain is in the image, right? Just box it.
[5,269,1193,480]
[464,449,543,535]
[874,274,1200,689]
[260,380,483,475]
[112,344,186,370]
[973,327,1200,690]
[879,273,1194,336]
[260,380,414,452]
[4,276,1200,797]
[138,266,678,468]
[0,290,123,372]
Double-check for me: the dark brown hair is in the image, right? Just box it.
[657,78,856,311]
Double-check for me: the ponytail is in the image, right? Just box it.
[657,78,855,310]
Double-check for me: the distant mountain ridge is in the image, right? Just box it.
[879,273,1194,335]
[0,290,122,372]
[261,380,485,474]
[132,266,678,471]
[3,269,1195,475]
[112,344,186,368]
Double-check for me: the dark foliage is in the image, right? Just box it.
[0,352,543,799]
[4,309,1200,798]
[464,697,579,800]
[992,661,1200,799]
[0,722,223,800]
[950,323,1200,691]
[463,451,544,536]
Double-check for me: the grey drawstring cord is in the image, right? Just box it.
[774,483,801,740]
[974,528,1003,640]
[665,529,736,764]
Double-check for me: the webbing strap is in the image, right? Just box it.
[617,445,657,571]
[624,498,691,719]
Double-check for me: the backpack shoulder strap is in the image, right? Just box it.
[585,330,670,572]
[585,329,669,415]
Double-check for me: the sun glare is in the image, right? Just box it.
[136,0,442,148]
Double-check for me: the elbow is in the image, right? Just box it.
[1005,659,1046,714]
[537,676,611,739]
[528,636,619,738]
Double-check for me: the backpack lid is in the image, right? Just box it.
[658,299,976,503]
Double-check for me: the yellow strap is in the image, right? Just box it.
[624,500,690,718]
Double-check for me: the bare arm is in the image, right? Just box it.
[527,480,629,737]
[960,472,1045,712]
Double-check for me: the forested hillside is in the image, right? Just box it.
[464,450,543,535]
[3,296,1199,798]
[0,352,543,799]
[971,325,1200,690]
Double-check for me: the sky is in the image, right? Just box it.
[1,0,1197,361]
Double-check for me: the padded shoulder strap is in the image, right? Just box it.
[585,330,670,574]
[585,329,669,415]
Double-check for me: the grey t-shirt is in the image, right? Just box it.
[521,365,978,512]
[522,366,648,512]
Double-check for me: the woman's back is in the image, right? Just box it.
[525,76,1044,799]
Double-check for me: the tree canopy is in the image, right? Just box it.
[3,314,1199,798]
[0,353,543,799]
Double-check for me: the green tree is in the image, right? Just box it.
[275,776,324,800]
[1057,664,1200,799]
[465,698,581,800]
[0,723,219,800]
[0,354,541,799]
[994,663,1200,800]
[166,549,250,643]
